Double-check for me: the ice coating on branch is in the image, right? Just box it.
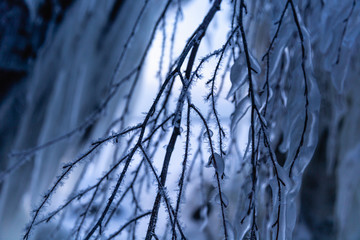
[228,0,324,238]
[269,46,284,78]
[228,56,248,98]
[208,153,224,176]
[214,192,229,208]
[230,96,250,132]
[249,51,261,75]
[227,51,260,98]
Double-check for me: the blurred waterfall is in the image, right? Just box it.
[0,0,164,239]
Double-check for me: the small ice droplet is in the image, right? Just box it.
[203,129,213,140]
[208,152,225,176]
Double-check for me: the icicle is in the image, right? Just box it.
[225,220,236,240]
